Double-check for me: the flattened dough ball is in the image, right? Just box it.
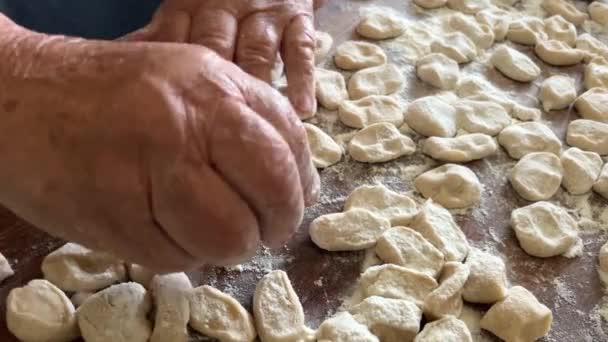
[423,134,497,163]
[498,122,562,159]
[150,273,192,342]
[348,123,416,163]
[416,53,460,90]
[585,57,608,89]
[476,8,510,41]
[491,45,540,82]
[338,95,404,129]
[541,0,588,26]
[589,1,608,25]
[315,31,333,64]
[315,68,348,110]
[414,317,473,342]
[462,248,508,304]
[544,15,577,46]
[535,40,584,66]
[414,164,482,209]
[316,312,378,342]
[509,152,563,201]
[540,75,577,111]
[350,296,422,342]
[304,123,342,168]
[561,147,603,195]
[566,119,608,155]
[348,64,404,99]
[344,184,418,226]
[574,87,608,123]
[423,262,470,320]
[430,32,477,64]
[594,164,608,200]
[449,12,495,49]
[404,96,458,138]
[454,99,511,136]
[357,12,405,40]
[507,17,547,46]
[335,41,387,70]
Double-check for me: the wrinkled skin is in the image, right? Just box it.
[0,15,320,272]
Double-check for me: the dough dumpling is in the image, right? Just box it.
[446,0,490,14]
[475,8,510,41]
[315,68,348,110]
[416,53,460,90]
[345,184,418,226]
[589,1,608,25]
[566,119,608,155]
[509,152,563,201]
[535,40,584,66]
[585,57,608,90]
[414,317,473,342]
[317,312,379,342]
[304,123,343,169]
[423,134,497,163]
[338,95,404,129]
[348,123,416,163]
[414,0,447,9]
[350,296,422,342]
[574,87,608,123]
[335,41,387,70]
[594,164,608,200]
[414,164,482,209]
[424,262,470,320]
[561,147,603,195]
[430,32,477,64]
[449,13,495,49]
[541,0,588,25]
[491,45,541,82]
[507,17,547,46]
[498,122,562,159]
[540,75,577,111]
[544,15,577,46]
[348,64,404,99]
[405,96,458,137]
[462,248,508,304]
[357,12,405,40]
[315,31,333,64]
[455,99,511,136]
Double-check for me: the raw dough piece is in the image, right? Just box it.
[577,33,608,62]
[423,134,497,163]
[462,248,508,304]
[449,13,495,49]
[350,296,422,342]
[348,123,416,163]
[404,96,458,137]
[589,1,608,25]
[476,8,510,41]
[315,31,333,64]
[78,282,152,342]
[507,17,547,46]
[339,95,404,128]
[7,279,79,342]
[414,0,447,9]
[594,164,608,199]
[424,262,470,320]
[375,227,445,278]
[509,152,563,201]
[304,123,343,168]
[150,273,192,342]
[561,147,603,195]
[70,292,93,308]
[544,15,577,46]
[414,164,482,209]
[344,184,418,226]
[535,40,584,66]
[430,32,477,63]
[316,312,378,342]
[498,122,562,159]
[600,241,608,284]
[127,263,155,288]
[0,252,13,283]
[480,286,552,342]
[512,103,542,121]
[190,285,257,342]
[574,87,608,123]
[335,41,387,70]
[253,270,313,342]
[315,68,348,110]
[455,99,511,136]
[411,200,470,262]
[414,317,473,342]
[540,75,577,111]
[357,12,405,40]
[416,53,460,90]
[542,0,588,26]
[42,242,126,292]
[348,64,404,99]
[309,208,390,251]
[446,0,490,14]
[567,119,608,155]
[491,45,540,82]
[585,57,608,89]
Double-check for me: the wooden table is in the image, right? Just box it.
[2,0,608,341]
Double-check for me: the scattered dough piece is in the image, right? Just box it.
[480,286,552,342]
[376,227,445,278]
[414,317,473,342]
[476,8,510,41]
[339,95,404,128]
[317,312,379,342]
[7,279,79,342]
[348,123,416,163]
[589,1,608,25]
[335,41,387,70]
[561,147,603,195]
[540,75,577,111]
[42,242,126,292]
[78,282,152,342]
[357,12,405,40]
[304,123,343,168]
[574,87,608,123]
[446,0,490,14]
[535,40,584,66]
[600,241,608,284]
[498,122,562,159]
[0,252,13,283]
[424,262,470,320]
[449,13,495,49]
[567,119,608,155]
[315,31,334,64]
[414,0,447,9]
[254,270,313,342]
[127,263,155,289]
[455,99,511,136]
[405,96,458,137]
[577,33,608,62]
[512,103,542,121]
[507,17,547,46]
[416,53,460,90]
[190,285,256,342]
[414,164,482,209]
[431,32,477,64]
[585,57,608,89]
[150,273,192,342]
[348,64,404,99]
[411,200,470,262]
[315,68,348,110]
[542,0,588,26]
[70,291,94,308]
[309,208,390,251]
[350,296,422,342]
[357,264,438,306]
[594,164,608,199]
[423,134,498,163]
[544,15,577,46]
[345,184,418,226]
[491,45,540,82]
[462,248,508,304]
[509,152,563,201]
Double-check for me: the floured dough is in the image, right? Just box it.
[594,164,608,200]
[405,96,458,137]
[335,41,387,70]
[344,184,418,226]
[589,1,608,25]
[449,13,495,49]
[540,75,577,111]
[315,31,333,64]
[348,122,416,163]
[414,0,447,9]
[7,279,79,342]
[542,0,588,26]
[416,53,460,90]
[309,208,390,251]
[509,152,563,201]
[414,317,473,342]
[507,17,547,46]
[376,227,445,278]
[127,263,155,289]
[544,15,577,46]
[498,122,562,159]
[315,68,348,110]
[480,286,553,342]
[348,64,404,99]
[424,262,470,320]
[350,296,422,342]
[0,252,13,283]
[304,123,343,168]
[411,200,470,262]
[455,99,511,136]
[339,95,404,128]
[150,273,192,342]
[70,292,94,308]
[456,76,513,110]
[423,134,497,163]
[357,12,405,40]
[475,8,510,42]
[512,103,542,121]
[42,242,126,292]
[430,32,477,63]
[574,87,608,123]
[585,57,608,89]
[414,164,482,209]
[78,282,152,342]
[446,0,490,14]
[491,45,540,82]
[190,285,256,342]
[577,33,608,62]
[535,40,584,66]
[317,312,378,342]
[462,248,508,304]
[567,119,608,155]
[561,147,603,195]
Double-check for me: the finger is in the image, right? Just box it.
[282,14,316,118]
[120,9,191,43]
[189,8,238,60]
[236,13,283,83]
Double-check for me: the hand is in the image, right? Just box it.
[124,0,326,118]
[0,23,320,271]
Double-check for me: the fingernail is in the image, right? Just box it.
[296,96,316,119]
